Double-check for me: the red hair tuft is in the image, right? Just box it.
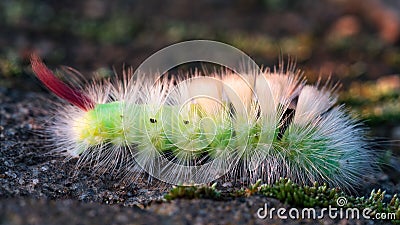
[30,54,95,111]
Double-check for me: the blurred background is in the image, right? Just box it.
[0,0,399,149]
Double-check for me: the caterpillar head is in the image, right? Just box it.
[72,102,127,147]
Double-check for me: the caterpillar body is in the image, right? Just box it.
[30,54,375,189]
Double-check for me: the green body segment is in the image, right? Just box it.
[74,101,252,159]
[74,101,126,145]
[74,101,335,171]
[279,124,342,177]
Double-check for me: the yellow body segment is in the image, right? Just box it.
[72,102,126,146]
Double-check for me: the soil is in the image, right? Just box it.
[1,87,399,225]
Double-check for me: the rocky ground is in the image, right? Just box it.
[1,85,399,225]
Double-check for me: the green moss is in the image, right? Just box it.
[164,178,400,222]
[257,179,399,222]
[164,183,221,201]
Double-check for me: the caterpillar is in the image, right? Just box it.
[30,51,376,190]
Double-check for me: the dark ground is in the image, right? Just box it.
[1,0,400,224]
[1,77,399,225]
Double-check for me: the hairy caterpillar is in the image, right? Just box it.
[30,51,376,190]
